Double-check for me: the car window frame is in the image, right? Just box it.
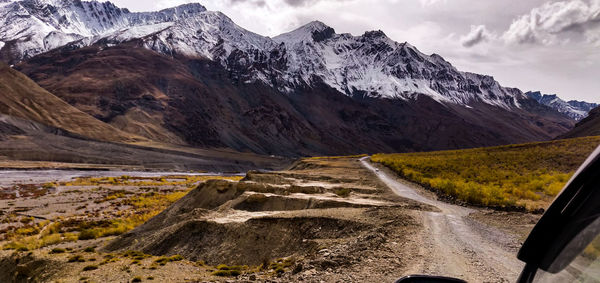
[517,145,600,283]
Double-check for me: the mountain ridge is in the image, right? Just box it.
[0,0,578,157]
[559,106,600,139]
[15,42,573,156]
[525,91,597,121]
[0,62,142,143]
[0,0,545,110]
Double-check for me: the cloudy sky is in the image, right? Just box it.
[111,0,600,103]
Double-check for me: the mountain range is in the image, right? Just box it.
[560,105,600,139]
[0,0,596,164]
[0,62,288,171]
[525,91,598,121]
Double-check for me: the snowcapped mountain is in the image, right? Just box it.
[1,0,527,110]
[525,91,598,121]
[273,21,521,108]
[0,0,209,61]
[7,0,575,155]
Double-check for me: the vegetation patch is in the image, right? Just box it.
[68,255,86,262]
[154,254,184,265]
[212,264,244,277]
[100,254,120,265]
[1,185,196,251]
[82,265,98,271]
[308,154,368,160]
[584,237,600,259]
[372,136,600,210]
[267,257,295,274]
[62,175,243,187]
[334,188,351,198]
[9,190,194,249]
[50,247,66,254]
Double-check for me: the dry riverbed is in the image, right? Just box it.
[0,158,537,282]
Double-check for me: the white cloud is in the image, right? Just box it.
[503,0,600,45]
[418,0,447,6]
[460,25,494,47]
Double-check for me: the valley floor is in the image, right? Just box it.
[0,157,537,282]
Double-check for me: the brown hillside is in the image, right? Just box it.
[16,42,574,156]
[559,106,600,139]
[0,63,141,143]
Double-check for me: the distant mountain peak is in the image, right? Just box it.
[525,91,597,121]
[0,0,563,111]
[303,20,330,31]
[153,2,206,15]
[274,20,336,43]
[363,30,387,39]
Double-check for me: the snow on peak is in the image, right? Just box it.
[0,1,527,109]
[271,22,519,108]
[526,91,597,120]
[139,2,206,20]
[274,20,336,44]
[0,0,214,62]
[302,20,330,31]
[362,30,387,39]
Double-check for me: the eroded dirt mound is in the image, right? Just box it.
[0,253,62,283]
[231,193,378,212]
[106,216,372,265]
[97,158,436,282]
[104,179,382,263]
[104,162,420,268]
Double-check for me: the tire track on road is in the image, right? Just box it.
[360,157,523,282]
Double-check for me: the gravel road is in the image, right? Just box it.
[361,157,524,282]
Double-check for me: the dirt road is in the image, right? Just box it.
[361,157,524,282]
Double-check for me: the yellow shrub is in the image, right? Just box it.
[372,136,600,209]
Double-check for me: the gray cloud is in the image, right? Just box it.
[503,0,600,45]
[228,0,266,7]
[282,0,351,7]
[226,0,347,8]
[283,0,316,7]
[460,25,493,47]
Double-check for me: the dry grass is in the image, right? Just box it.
[308,154,368,160]
[372,136,600,210]
[3,174,244,251]
[61,175,243,187]
[2,188,198,250]
[584,237,600,259]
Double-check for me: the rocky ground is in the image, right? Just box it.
[0,157,538,282]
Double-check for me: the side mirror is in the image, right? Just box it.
[395,275,467,283]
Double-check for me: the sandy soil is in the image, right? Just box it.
[0,157,538,282]
[363,157,538,282]
[0,170,242,187]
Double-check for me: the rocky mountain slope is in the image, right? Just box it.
[16,43,573,156]
[559,106,600,139]
[525,91,598,121]
[0,0,554,108]
[0,0,208,63]
[0,0,577,156]
[0,62,287,170]
[0,62,140,143]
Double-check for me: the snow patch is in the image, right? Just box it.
[526,91,597,120]
[108,22,174,42]
[0,0,526,109]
